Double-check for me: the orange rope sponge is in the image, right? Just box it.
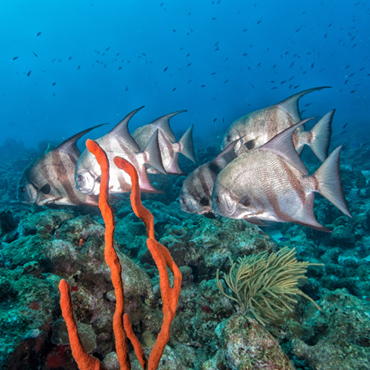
[58,279,103,370]
[59,140,182,370]
[86,139,131,369]
[114,156,182,370]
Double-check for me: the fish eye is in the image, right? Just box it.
[199,197,209,206]
[77,175,84,182]
[214,195,221,203]
[226,135,231,142]
[19,186,26,193]
[180,197,186,204]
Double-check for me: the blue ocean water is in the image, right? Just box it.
[1,0,369,149]
[1,1,370,369]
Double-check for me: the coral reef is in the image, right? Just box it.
[0,140,369,369]
[293,288,370,370]
[203,314,296,370]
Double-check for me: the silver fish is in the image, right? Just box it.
[132,110,196,175]
[75,107,166,195]
[213,120,351,231]
[221,87,333,161]
[18,125,103,206]
[179,140,238,218]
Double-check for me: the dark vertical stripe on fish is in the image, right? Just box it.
[267,187,296,224]
[52,150,81,204]
[38,157,60,199]
[281,160,306,204]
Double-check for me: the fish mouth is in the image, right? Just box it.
[213,195,237,218]
[75,172,99,195]
[224,195,238,217]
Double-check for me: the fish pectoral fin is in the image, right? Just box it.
[213,139,238,165]
[142,130,166,174]
[244,216,267,226]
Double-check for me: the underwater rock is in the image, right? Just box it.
[2,234,53,270]
[203,313,295,370]
[150,345,192,370]
[55,214,105,244]
[0,210,17,236]
[158,215,276,281]
[331,224,356,247]
[102,351,120,370]
[179,265,194,286]
[51,318,97,353]
[115,200,190,261]
[293,288,370,370]
[1,209,154,367]
[364,210,370,231]
[0,268,58,369]
[49,215,154,329]
[17,209,74,237]
[191,279,234,352]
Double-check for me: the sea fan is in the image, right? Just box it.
[216,247,321,326]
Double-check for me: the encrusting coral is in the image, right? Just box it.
[59,139,182,370]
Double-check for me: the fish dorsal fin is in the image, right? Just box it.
[56,123,107,154]
[109,106,144,151]
[150,110,187,143]
[44,143,56,154]
[141,130,166,174]
[294,192,331,232]
[213,140,238,167]
[278,86,331,122]
[260,119,311,175]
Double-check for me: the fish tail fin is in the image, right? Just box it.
[142,130,166,174]
[313,146,352,217]
[157,133,186,175]
[278,86,331,122]
[178,125,196,162]
[304,109,334,162]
